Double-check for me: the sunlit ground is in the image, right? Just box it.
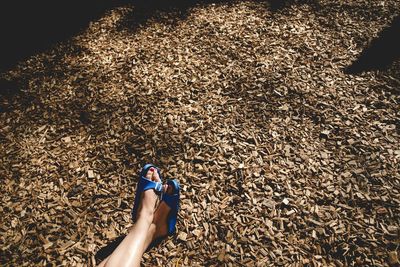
[1,1,399,266]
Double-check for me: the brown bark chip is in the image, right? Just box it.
[1,0,400,266]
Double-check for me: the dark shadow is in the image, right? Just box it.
[267,0,320,12]
[0,41,90,105]
[117,0,230,32]
[0,0,128,72]
[318,2,392,22]
[95,233,166,264]
[0,78,27,113]
[345,15,400,74]
[0,79,21,99]
[95,235,126,263]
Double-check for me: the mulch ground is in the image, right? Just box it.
[1,0,400,266]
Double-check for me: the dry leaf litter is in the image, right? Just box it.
[0,0,399,266]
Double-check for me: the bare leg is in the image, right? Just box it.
[142,186,174,249]
[97,256,109,267]
[98,168,162,267]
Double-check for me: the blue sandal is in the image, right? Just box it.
[161,179,180,235]
[131,164,163,221]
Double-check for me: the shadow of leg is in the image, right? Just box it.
[345,15,400,74]
[95,235,126,264]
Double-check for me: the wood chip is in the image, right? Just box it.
[1,1,399,266]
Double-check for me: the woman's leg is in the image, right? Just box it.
[98,203,173,267]
[98,168,163,267]
[141,190,173,252]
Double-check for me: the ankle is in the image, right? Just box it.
[137,206,155,224]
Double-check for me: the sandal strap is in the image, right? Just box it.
[161,179,180,235]
[139,176,163,195]
[161,179,179,208]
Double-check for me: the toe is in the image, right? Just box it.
[145,167,154,180]
[152,168,161,183]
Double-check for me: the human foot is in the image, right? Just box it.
[152,180,180,238]
[137,168,160,215]
[152,185,173,238]
[131,165,167,222]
